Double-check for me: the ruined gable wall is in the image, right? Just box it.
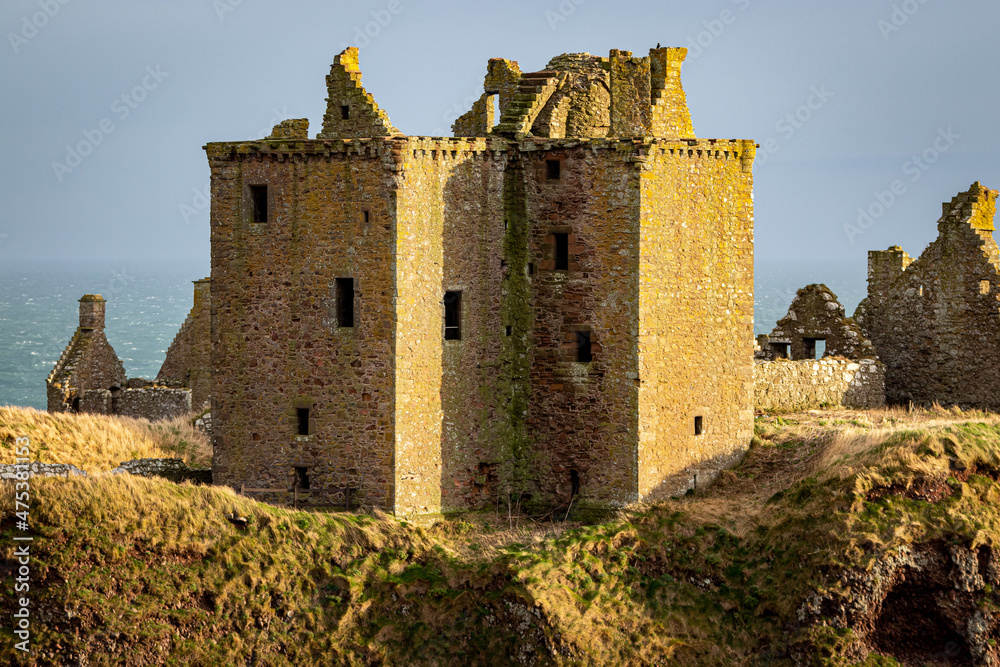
[522,140,641,508]
[767,284,876,360]
[861,185,1000,408]
[208,139,398,509]
[157,278,212,408]
[638,139,755,500]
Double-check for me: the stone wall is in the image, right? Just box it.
[208,131,399,510]
[208,46,755,518]
[116,387,192,420]
[0,462,87,480]
[109,458,211,484]
[157,278,212,408]
[763,284,876,361]
[637,139,756,500]
[754,358,886,412]
[857,183,1000,409]
[47,295,127,413]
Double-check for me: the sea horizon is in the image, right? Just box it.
[0,256,868,411]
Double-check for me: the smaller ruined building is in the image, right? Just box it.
[856,183,1000,409]
[47,295,191,420]
[759,284,876,361]
[157,278,212,409]
[755,285,884,411]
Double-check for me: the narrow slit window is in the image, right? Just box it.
[554,233,569,270]
[295,466,310,490]
[576,331,592,362]
[505,325,512,336]
[694,416,703,436]
[444,291,462,340]
[336,278,355,328]
[250,185,268,223]
[296,407,310,436]
[528,263,535,275]
[362,209,370,224]
[570,470,580,497]
[546,159,561,181]
[340,105,350,120]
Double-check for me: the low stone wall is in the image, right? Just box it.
[0,459,210,484]
[109,458,212,484]
[116,387,191,420]
[754,358,885,412]
[0,462,88,480]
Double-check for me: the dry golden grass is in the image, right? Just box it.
[0,405,211,472]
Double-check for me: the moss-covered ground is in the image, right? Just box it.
[3,405,1000,665]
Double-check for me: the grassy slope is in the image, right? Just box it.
[3,407,1000,665]
[0,406,211,471]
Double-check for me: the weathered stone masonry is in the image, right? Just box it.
[47,295,193,420]
[157,278,212,409]
[754,284,885,411]
[208,46,755,518]
[856,183,1000,409]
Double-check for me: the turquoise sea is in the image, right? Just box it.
[0,257,866,410]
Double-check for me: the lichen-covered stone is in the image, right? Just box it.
[754,358,885,412]
[157,278,212,408]
[763,284,876,361]
[858,183,1000,409]
[207,46,755,518]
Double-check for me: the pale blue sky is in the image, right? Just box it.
[1,0,997,263]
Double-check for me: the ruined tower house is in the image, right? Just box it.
[207,46,756,518]
[856,183,1000,409]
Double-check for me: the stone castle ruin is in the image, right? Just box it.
[755,285,884,411]
[856,182,1000,409]
[47,280,211,421]
[206,46,756,518]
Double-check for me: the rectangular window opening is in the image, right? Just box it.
[528,263,535,276]
[336,278,355,328]
[694,416,703,436]
[250,185,268,224]
[803,337,826,359]
[362,209,370,224]
[340,105,350,120]
[570,470,580,497]
[488,93,501,129]
[505,325,512,336]
[576,331,592,362]
[296,407,310,436]
[546,159,561,181]
[554,233,569,271]
[444,291,462,340]
[295,466,310,490]
[770,343,790,359]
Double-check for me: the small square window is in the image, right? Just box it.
[444,291,462,340]
[296,407,310,436]
[546,159,561,181]
[694,416,703,436]
[250,185,268,224]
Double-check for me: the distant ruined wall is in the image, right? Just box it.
[754,358,885,412]
[857,183,1000,409]
[157,278,212,408]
